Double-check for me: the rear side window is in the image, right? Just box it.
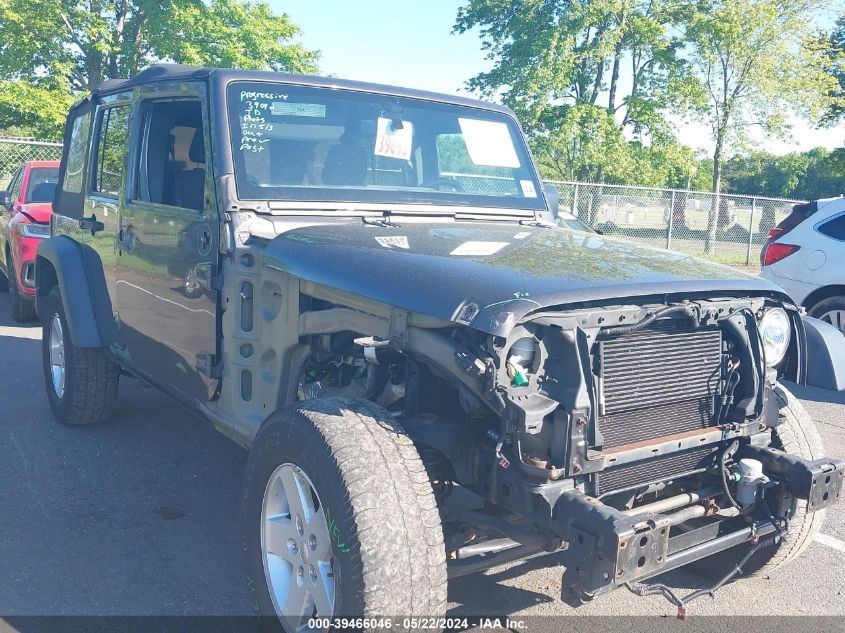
[817,214,845,241]
[62,111,91,194]
[93,105,131,197]
[25,167,60,203]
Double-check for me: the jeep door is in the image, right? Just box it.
[115,87,219,402]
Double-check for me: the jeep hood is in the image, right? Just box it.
[263,222,787,336]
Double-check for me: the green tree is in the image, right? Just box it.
[676,0,839,252]
[0,0,319,138]
[530,103,635,183]
[454,0,689,184]
[722,147,845,200]
[822,15,845,124]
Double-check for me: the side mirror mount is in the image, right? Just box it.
[543,183,559,219]
[0,192,11,210]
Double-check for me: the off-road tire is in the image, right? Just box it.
[807,295,845,333]
[8,255,36,322]
[41,286,120,426]
[244,397,448,631]
[694,384,825,579]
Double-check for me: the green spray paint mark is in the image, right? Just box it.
[325,507,351,553]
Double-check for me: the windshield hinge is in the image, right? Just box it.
[519,219,555,228]
[362,213,399,227]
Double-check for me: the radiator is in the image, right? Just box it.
[597,325,722,448]
[597,446,718,496]
[593,324,723,495]
[599,398,711,449]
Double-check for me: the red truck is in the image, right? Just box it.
[0,160,60,321]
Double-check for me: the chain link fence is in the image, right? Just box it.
[0,138,802,271]
[0,137,63,188]
[546,181,803,270]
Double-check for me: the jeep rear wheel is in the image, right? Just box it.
[694,384,825,579]
[41,286,120,426]
[244,398,447,632]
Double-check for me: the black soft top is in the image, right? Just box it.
[94,64,212,94]
[93,64,513,114]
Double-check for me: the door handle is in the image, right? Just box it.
[79,215,105,236]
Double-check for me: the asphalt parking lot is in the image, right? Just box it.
[0,291,844,622]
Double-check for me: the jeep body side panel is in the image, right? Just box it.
[35,235,117,347]
[261,222,793,337]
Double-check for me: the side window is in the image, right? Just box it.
[6,168,22,198]
[62,110,91,194]
[93,105,131,197]
[135,99,206,211]
[10,167,24,202]
[817,215,845,241]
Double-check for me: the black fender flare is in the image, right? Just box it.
[35,236,118,348]
[802,316,845,391]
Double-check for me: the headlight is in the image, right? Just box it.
[15,222,50,238]
[760,307,791,366]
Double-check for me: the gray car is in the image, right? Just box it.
[35,64,843,630]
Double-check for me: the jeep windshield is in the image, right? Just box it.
[226,81,545,212]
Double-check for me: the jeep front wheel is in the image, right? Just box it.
[244,398,447,631]
[41,286,120,426]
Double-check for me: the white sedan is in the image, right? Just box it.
[760,196,845,333]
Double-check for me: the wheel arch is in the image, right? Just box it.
[35,236,118,348]
[801,284,845,312]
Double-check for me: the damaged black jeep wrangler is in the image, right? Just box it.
[36,65,843,628]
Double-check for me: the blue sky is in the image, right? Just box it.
[271,1,843,156]
[271,1,489,95]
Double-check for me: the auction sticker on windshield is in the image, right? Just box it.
[520,180,537,198]
[458,118,520,168]
[270,102,326,117]
[374,117,413,161]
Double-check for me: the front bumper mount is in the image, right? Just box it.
[554,448,844,599]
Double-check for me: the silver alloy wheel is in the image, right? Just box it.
[49,314,66,398]
[819,309,845,334]
[261,463,335,631]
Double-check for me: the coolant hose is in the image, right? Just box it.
[720,440,741,510]
[601,303,698,337]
